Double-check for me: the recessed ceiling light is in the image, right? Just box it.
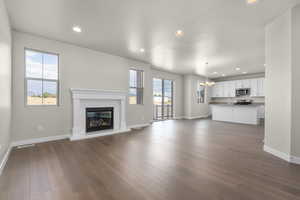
[222,74,226,77]
[213,72,218,74]
[139,48,145,53]
[175,30,184,37]
[72,26,82,33]
[242,72,248,74]
[235,67,241,71]
[246,0,259,5]
[264,64,267,67]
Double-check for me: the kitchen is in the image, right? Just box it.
[210,75,265,125]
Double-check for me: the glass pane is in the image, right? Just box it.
[198,85,205,104]
[137,70,144,88]
[43,81,57,105]
[26,50,43,78]
[129,70,137,87]
[153,78,163,120]
[43,53,58,80]
[164,80,172,98]
[163,80,173,118]
[129,88,137,104]
[27,79,43,105]
[137,88,143,104]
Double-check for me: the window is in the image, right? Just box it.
[25,49,59,106]
[129,69,144,104]
[197,82,205,104]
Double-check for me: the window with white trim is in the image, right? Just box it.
[129,69,144,104]
[25,49,59,106]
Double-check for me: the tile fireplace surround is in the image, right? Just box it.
[70,88,130,141]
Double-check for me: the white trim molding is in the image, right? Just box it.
[290,156,300,165]
[0,146,12,175]
[70,88,128,141]
[70,129,131,141]
[11,134,70,147]
[263,145,291,162]
[183,114,210,120]
[173,116,184,120]
[128,123,151,129]
[263,145,300,165]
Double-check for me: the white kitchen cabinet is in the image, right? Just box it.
[222,82,230,97]
[211,105,260,125]
[226,81,236,97]
[211,78,265,98]
[257,78,265,97]
[236,79,250,89]
[211,84,217,98]
[250,79,258,97]
[235,80,243,89]
[242,79,251,88]
[212,81,235,98]
[250,78,265,97]
[232,106,258,125]
[212,82,224,97]
[211,105,233,122]
[258,105,265,119]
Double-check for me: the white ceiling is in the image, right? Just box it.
[5,0,300,77]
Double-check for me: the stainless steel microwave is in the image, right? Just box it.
[236,88,250,97]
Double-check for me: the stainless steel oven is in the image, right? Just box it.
[235,88,250,97]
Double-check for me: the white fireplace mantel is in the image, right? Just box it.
[70,88,130,141]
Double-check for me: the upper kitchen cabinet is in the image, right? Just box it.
[212,81,235,98]
[235,79,251,89]
[250,79,259,97]
[257,78,265,97]
[212,82,224,97]
[212,78,265,98]
[250,78,265,97]
[224,81,236,97]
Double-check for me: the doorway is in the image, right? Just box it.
[153,78,174,120]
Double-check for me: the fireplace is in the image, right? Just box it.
[86,107,114,133]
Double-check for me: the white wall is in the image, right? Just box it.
[183,75,210,119]
[11,31,186,142]
[291,5,300,158]
[0,0,12,163]
[151,69,184,118]
[265,10,292,155]
[12,31,153,142]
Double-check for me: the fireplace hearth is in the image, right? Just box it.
[86,107,114,133]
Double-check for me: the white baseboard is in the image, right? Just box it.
[70,129,131,141]
[263,145,291,162]
[0,146,12,176]
[263,145,300,165]
[183,114,210,120]
[290,156,300,165]
[128,123,151,129]
[11,134,70,147]
[173,116,184,120]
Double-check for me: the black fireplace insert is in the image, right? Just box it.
[86,107,114,133]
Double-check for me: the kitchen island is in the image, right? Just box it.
[211,104,262,125]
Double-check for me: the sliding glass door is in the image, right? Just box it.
[153,78,174,120]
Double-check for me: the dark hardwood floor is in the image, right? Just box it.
[1,119,300,200]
